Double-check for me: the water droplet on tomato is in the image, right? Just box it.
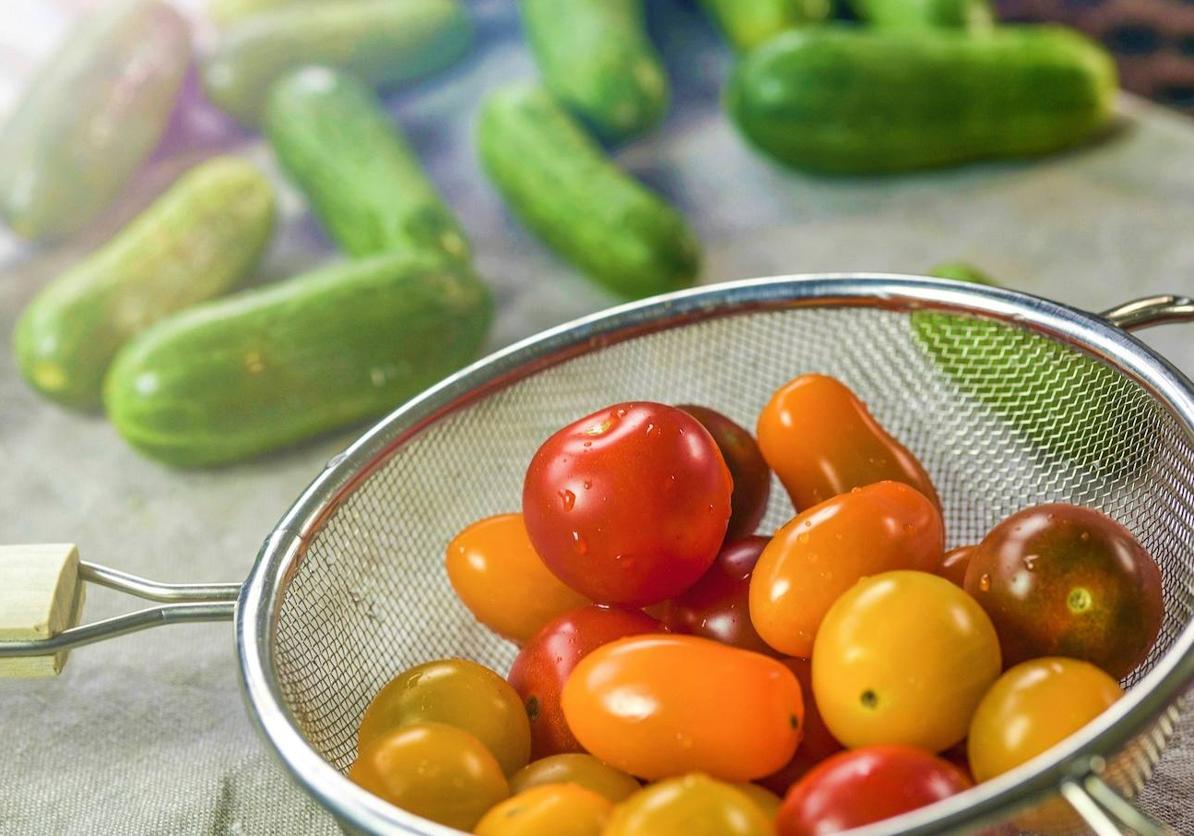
[571,531,588,555]
[1080,531,1090,542]
[583,441,592,448]
[979,573,992,592]
[797,533,810,545]
[851,487,861,494]
[559,489,576,511]
[1023,554,1038,571]
[616,408,627,418]
[583,480,592,489]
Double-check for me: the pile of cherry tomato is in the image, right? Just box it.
[349,373,1164,835]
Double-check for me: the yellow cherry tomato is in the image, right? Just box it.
[510,754,641,802]
[605,774,775,836]
[813,571,1001,753]
[358,658,530,776]
[446,512,590,644]
[969,657,1122,782]
[733,782,782,819]
[475,783,613,836]
[348,722,508,830]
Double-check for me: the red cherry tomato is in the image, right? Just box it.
[678,404,772,540]
[939,545,975,588]
[523,402,733,606]
[508,605,664,759]
[776,746,972,836]
[964,503,1163,678]
[656,536,773,655]
[756,373,941,512]
[758,658,844,795]
[561,635,804,782]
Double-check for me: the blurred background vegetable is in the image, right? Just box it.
[0,0,190,241]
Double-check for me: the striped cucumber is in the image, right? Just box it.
[202,0,473,126]
[104,253,491,467]
[477,85,700,299]
[13,157,276,411]
[0,0,190,241]
[265,67,469,262]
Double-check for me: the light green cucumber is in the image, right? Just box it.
[913,265,1146,480]
[104,253,492,467]
[699,0,833,51]
[0,0,190,242]
[202,0,473,126]
[727,25,1117,174]
[208,0,320,27]
[519,0,669,143]
[13,157,276,411]
[849,0,994,30]
[477,85,700,299]
[265,67,468,262]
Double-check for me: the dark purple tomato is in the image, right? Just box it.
[678,404,772,540]
[656,536,774,654]
[964,503,1163,679]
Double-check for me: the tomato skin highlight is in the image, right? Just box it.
[964,503,1163,678]
[508,605,664,760]
[756,373,940,511]
[446,513,590,644]
[561,634,804,782]
[523,401,733,606]
[474,783,613,836]
[678,404,772,540]
[750,481,944,658]
[968,657,1123,783]
[939,544,975,587]
[656,535,774,654]
[813,571,1001,753]
[758,657,844,795]
[776,745,972,836]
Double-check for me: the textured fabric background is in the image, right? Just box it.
[1,1,1194,834]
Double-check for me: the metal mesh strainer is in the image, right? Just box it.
[5,276,1194,834]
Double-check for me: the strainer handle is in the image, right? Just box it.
[1101,295,1194,331]
[0,544,239,678]
[1061,774,1174,836]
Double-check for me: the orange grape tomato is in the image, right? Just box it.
[755,373,941,511]
[964,503,1163,679]
[749,481,944,657]
[605,774,775,836]
[475,783,613,836]
[348,722,509,831]
[446,512,590,644]
[510,754,641,803]
[357,658,531,776]
[757,658,844,795]
[813,571,1001,753]
[939,544,976,587]
[560,634,803,782]
[968,657,1122,783]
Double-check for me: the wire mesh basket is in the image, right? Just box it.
[5,275,1194,834]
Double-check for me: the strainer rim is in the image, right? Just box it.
[238,274,1194,835]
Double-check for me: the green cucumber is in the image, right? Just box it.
[699,0,833,51]
[727,25,1117,174]
[265,67,468,262]
[202,0,473,126]
[0,0,190,241]
[849,0,993,30]
[14,157,276,411]
[928,262,997,285]
[519,0,669,143]
[913,266,1144,480]
[104,253,491,467]
[477,85,700,300]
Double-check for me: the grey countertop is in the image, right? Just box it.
[2,1,1194,833]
